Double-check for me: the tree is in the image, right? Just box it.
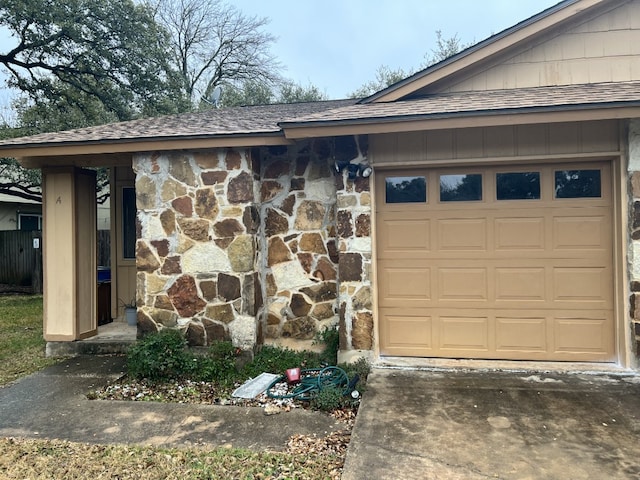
[348,65,411,99]
[217,79,327,108]
[0,0,188,122]
[422,30,471,67]
[149,0,281,107]
[348,31,473,98]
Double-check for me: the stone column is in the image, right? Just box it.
[628,119,640,360]
[132,149,261,350]
[333,136,374,362]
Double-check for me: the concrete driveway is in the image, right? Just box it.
[342,368,640,479]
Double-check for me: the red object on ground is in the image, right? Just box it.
[286,367,301,384]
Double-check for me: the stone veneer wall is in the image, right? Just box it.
[333,137,374,357]
[257,136,374,356]
[259,141,340,341]
[132,149,262,350]
[131,136,375,358]
[629,118,640,360]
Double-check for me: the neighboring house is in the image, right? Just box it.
[0,192,42,231]
[0,0,639,368]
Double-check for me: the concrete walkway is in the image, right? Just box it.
[3,356,640,479]
[342,368,640,480]
[0,355,344,450]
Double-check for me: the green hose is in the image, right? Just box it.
[266,366,350,401]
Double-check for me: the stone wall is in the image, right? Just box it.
[257,136,374,356]
[259,141,340,343]
[131,136,376,358]
[333,136,374,359]
[629,119,640,360]
[132,149,261,350]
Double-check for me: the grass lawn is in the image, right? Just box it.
[0,437,343,479]
[0,296,350,479]
[0,295,57,386]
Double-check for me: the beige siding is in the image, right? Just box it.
[42,168,97,340]
[446,1,640,92]
[370,121,620,166]
[112,166,136,319]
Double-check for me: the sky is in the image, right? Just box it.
[230,0,561,98]
[0,0,562,117]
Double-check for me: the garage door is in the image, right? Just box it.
[376,162,615,362]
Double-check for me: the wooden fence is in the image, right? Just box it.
[0,230,111,293]
[0,230,42,292]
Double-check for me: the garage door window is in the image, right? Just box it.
[496,172,541,200]
[385,176,426,203]
[555,170,601,198]
[440,174,482,202]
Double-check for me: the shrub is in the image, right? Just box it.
[190,341,239,386]
[315,326,339,366]
[311,384,346,411]
[340,357,371,393]
[127,329,191,380]
[242,345,323,378]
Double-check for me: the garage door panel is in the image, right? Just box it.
[494,217,545,250]
[553,215,609,250]
[553,267,610,302]
[377,162,615,362]
[439,316,489,351]
[495,317,547,352]
[380,311,433,355]
[438,268,488,301]
[437,218,487,251]
[553,314,613,355]
[379,265,431,305]
[379,217,431,252]
[495,267,546,301]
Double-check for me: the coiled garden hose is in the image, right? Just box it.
[266,366,354,401]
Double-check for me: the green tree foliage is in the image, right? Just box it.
[349,31,473,98]
[348,65,411,99]
[217,79,327,107]
[0,0,189,122]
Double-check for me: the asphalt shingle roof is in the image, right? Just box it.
[0,81,638,151]
[0,99,356,148]
[282,81,640,127]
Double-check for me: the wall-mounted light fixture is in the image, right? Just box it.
[334,159,373,180]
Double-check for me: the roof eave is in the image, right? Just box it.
[281,103,640,139]
[0,131,290,158]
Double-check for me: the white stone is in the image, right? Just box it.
[629,119,640,172]
[229,315,256,350]
[271,260,314,290]
[349,237,372,253]
[182,242,231,273]
[305,178,335,201]
[633,242,640,280]
[146,215,165,240]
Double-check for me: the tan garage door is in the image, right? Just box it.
[376,162,615,362]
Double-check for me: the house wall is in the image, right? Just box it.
[369,120,620,164]
[257,137,373,355]
[627,119,640,359]
[131,138,374,357]
[446,1,640,92]
[133,149,261,349]
[0,202,41,231]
